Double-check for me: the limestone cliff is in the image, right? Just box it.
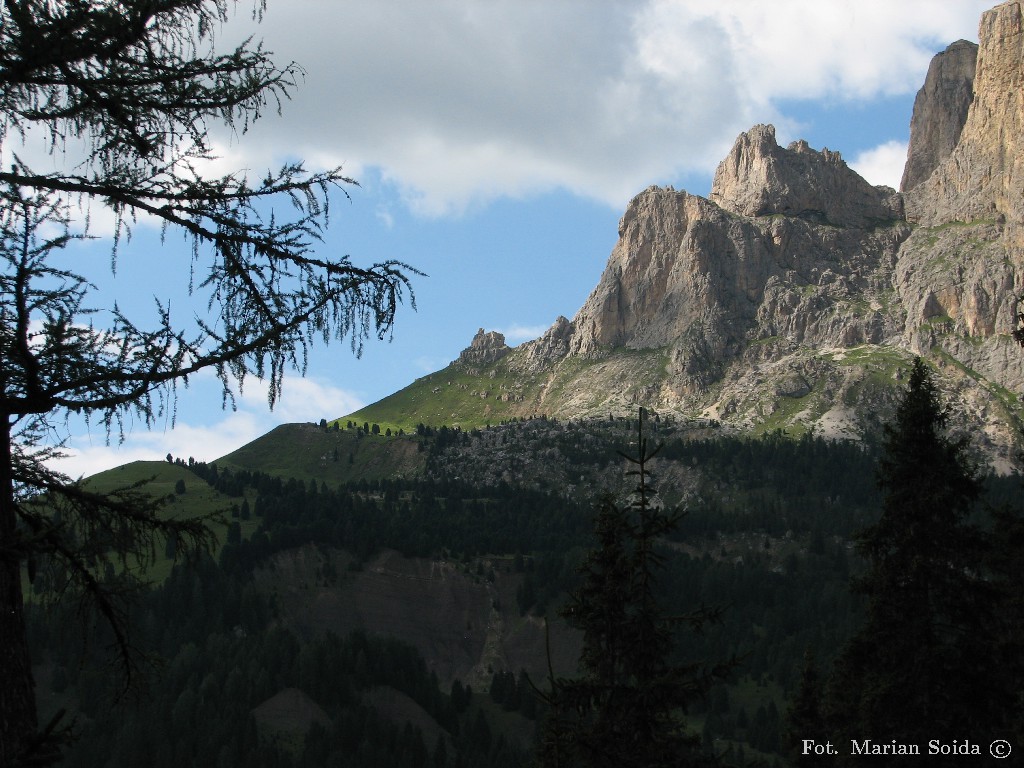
[905,2,1024,228]
[710,124,903,228]
[539,126,911,400]
[444,2,1024,469]
[898,0,1024,401]
[901,40,977,192]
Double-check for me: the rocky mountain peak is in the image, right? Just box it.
[710,123,903,228]
[360,3,1024,471]
[503,2,1024,465]
[456,329,510,366]
[901,39,977,192]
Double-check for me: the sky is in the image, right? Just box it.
[41,0,995,478]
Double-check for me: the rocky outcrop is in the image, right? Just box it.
[566,188,740,362]
[559,144,909,393]
[905,2,1024,227]
[897,1,1024,401]
[710,124,903,228]
[456,329,510,366]
[901,40,977,192]
[517,315,574,372]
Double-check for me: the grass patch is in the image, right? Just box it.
[932,348,1024,428]
[917,218,1001,248]
[831,345,911,373]
[342,363,541,432]
[755,394,811,436]
[342,346,671,431]
[85,460,229,520]
[86,460,264,576]
[931,348,981,381]
[919,314,953,333]
[546,347,670,412]
[218,423,425,485]
[830,345,913,410]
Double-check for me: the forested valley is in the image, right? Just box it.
[24,406,1024,767]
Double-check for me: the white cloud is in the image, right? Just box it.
[2,2,993,223]
[498,323,550,345]
[236,376,366,423]
[207,0,989,218]
[639,1,991,103]
[54,410,267,479]
[850,140,910,190]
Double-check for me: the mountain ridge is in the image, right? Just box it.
[335,1,1024,472]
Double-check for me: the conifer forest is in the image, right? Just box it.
[18,374,1024,766]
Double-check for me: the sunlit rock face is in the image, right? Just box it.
[457,329,511,366]
[901,39,977,193]
[906,2,1024,228]
[497,2,1024,468]
[560,165,906,395]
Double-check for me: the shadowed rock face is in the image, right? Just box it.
[901,40,978,192]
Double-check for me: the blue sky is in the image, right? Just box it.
[44,0,994,477]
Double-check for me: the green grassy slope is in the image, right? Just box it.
[340,362,543,434]
[216,422,425,484]
[61,423,429,585]
[339,347,672,434]
[46,461,251,583]
[85,460,230,519]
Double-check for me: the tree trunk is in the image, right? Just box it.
[0,414,38,765]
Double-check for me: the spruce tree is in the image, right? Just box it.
[822,358,1013,763]
[538,408,730,768]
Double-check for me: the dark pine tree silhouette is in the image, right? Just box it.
[986,501,1024,750]
[823,358,1014,764]
[785,648,827,766]
[537,408,731,768]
